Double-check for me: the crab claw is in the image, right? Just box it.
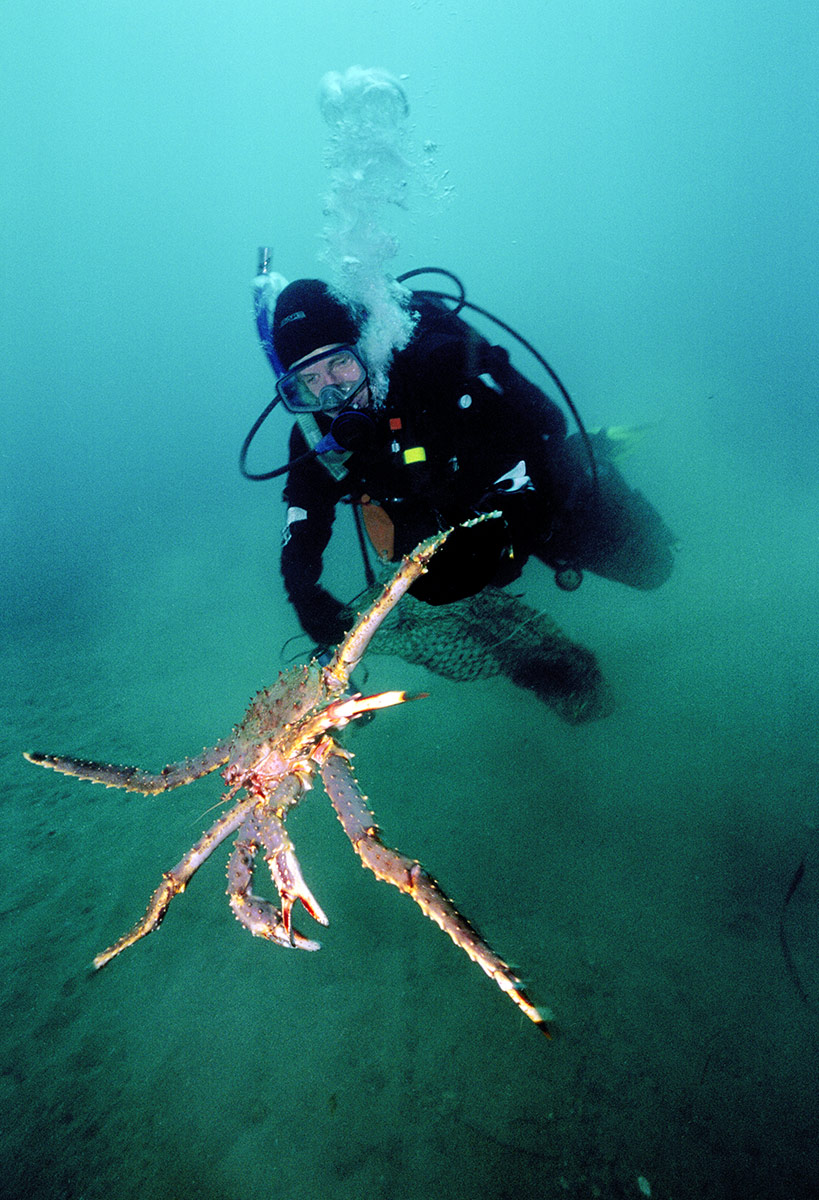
[252,812,329,945]
[320,690,427,735]
[226,838,323,951]
[271,845,329,944]
[231,893,322,951]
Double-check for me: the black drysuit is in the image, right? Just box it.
[281,297,673,647]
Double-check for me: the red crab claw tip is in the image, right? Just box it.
[298,893,329,927]
[280,897,295,946]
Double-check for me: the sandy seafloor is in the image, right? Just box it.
[2,6,818,1194]
[3,407,818,1200]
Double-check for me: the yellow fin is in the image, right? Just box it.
[589,423,655,462]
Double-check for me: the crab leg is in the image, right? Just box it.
[93,787,254,969]
[295,690,421,754]
[324,515,503,692]
[319,746,552,1037]
[322,528,451,692]
[227,781,323,950]
[226,836,322,951]
[24,742,231,795]
[256,810,329,940]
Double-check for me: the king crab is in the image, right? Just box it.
[25,523,551,1037]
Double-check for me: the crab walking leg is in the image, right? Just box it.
[227,818,322,951]
[320,747,552,1037]
[24,742,231,795]
[324,515,503,691]
[323,528,450,691]
[93,790,254,969]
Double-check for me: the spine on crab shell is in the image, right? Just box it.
[23,744,230,794]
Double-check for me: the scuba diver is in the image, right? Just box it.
[248,274,676,721]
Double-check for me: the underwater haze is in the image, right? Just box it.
[3,2,818,1198]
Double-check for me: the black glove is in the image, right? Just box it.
[409,513,520,605]
[293,586,350,648]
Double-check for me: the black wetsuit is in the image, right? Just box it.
[281,297,674,646]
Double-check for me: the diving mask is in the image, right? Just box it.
[276,346,368,414]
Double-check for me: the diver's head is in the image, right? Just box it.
[273,279,362,372]
[273,279,369,415]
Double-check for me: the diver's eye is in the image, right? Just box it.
[298,371,322,395]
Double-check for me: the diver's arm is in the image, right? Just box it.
[280,431,349,647]
[281,530,349,646]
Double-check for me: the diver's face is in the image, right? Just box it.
[296,345,370,410]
